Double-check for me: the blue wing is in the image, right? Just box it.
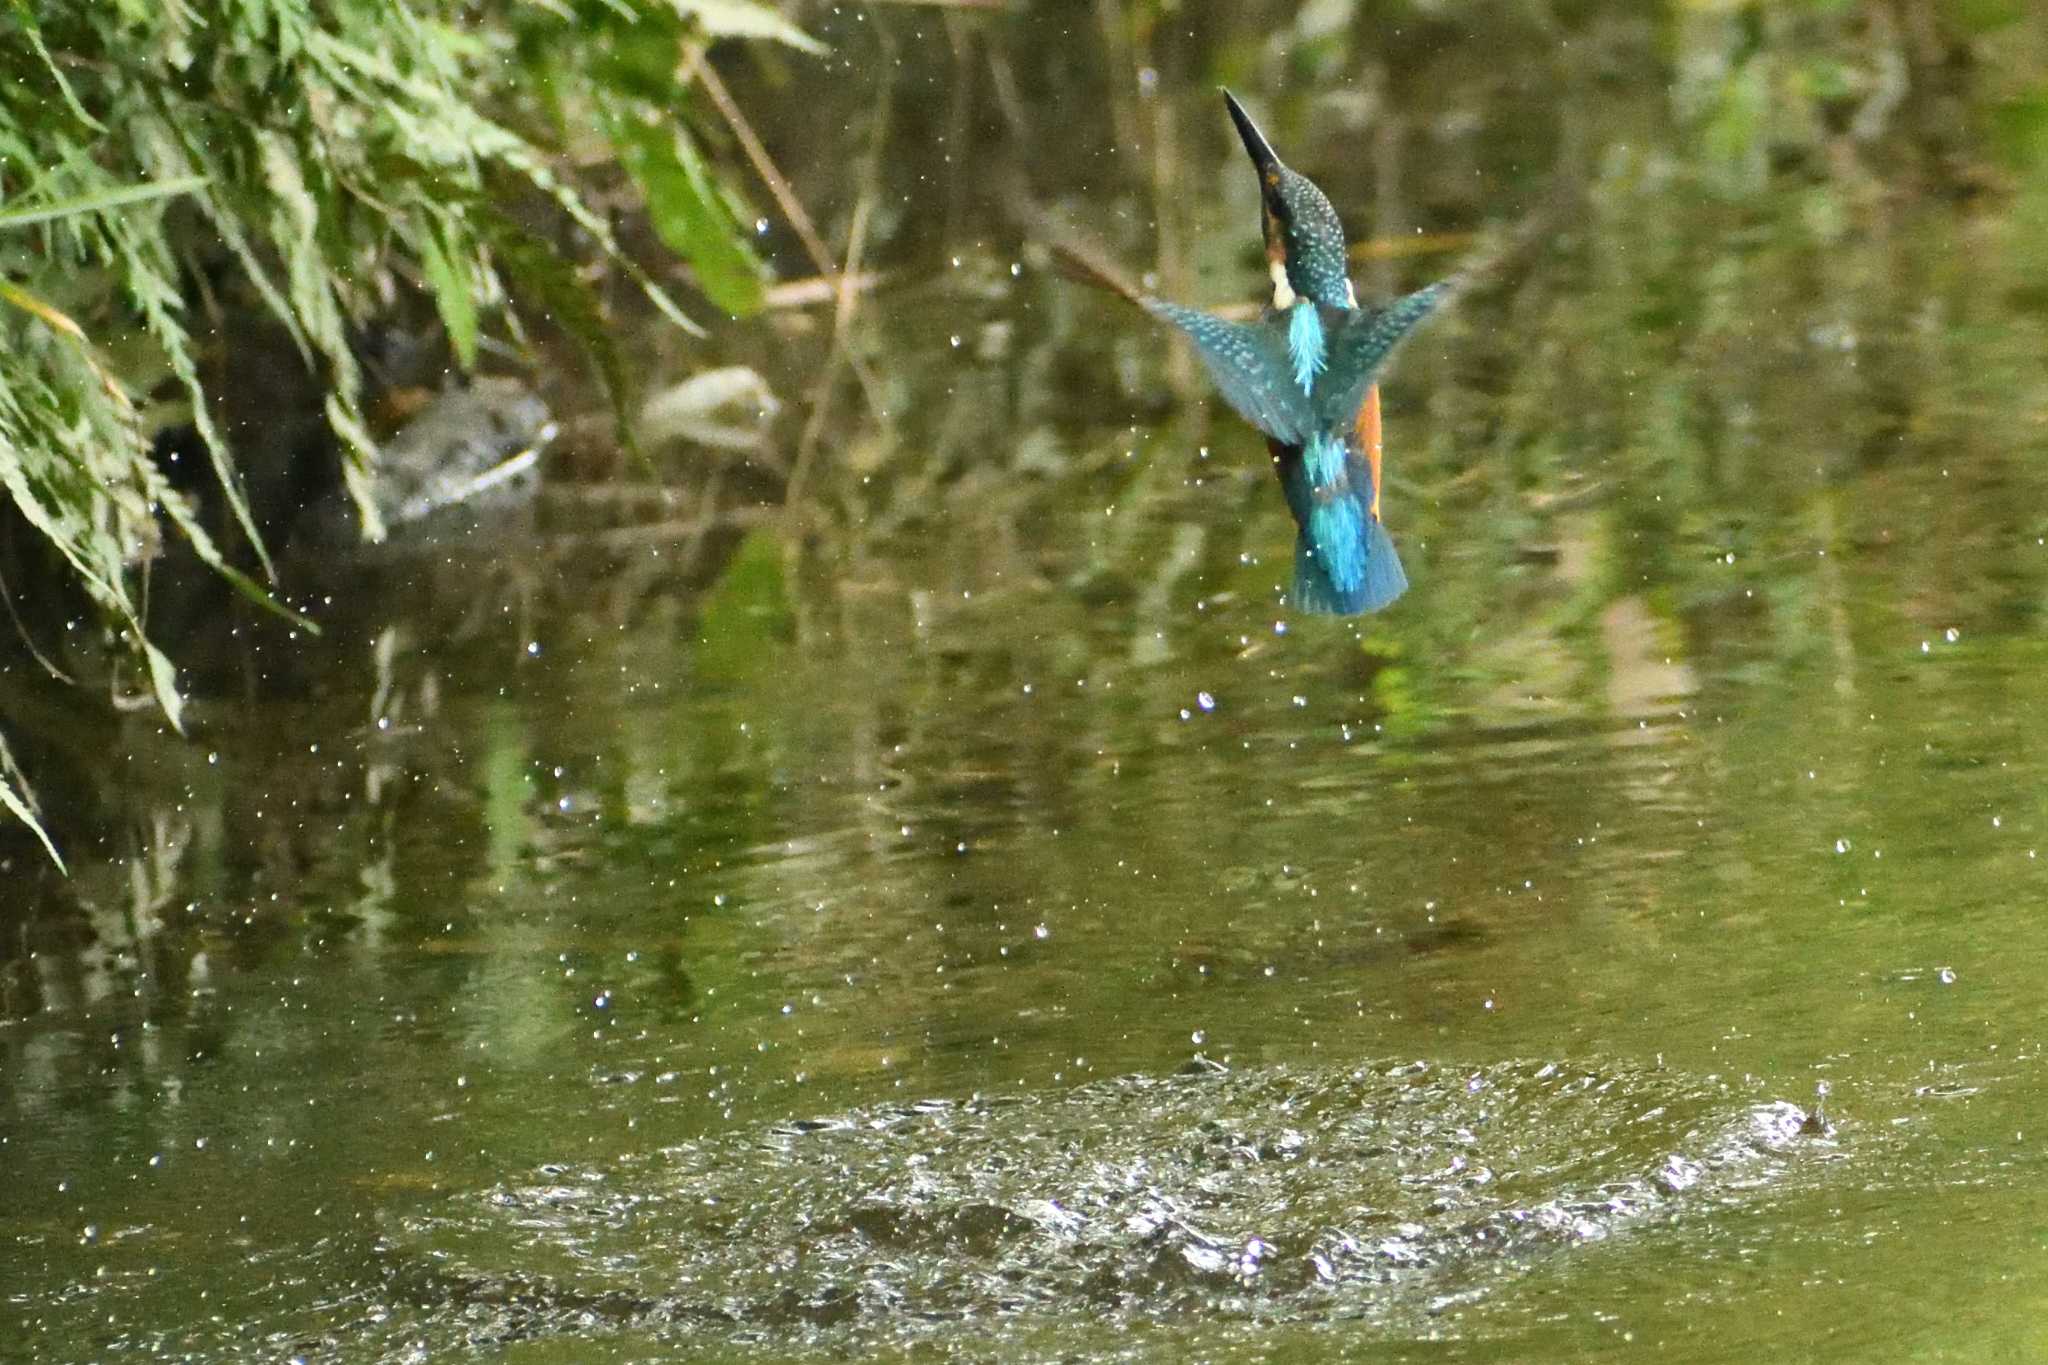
[1311,281,1454,430]
[1142,300,1313,445]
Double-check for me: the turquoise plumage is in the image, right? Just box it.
[1286,301,1327,392]
[1220,90,1451,615]
[1057,91,1454,615]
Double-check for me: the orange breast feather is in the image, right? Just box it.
[1354,384,1384,522]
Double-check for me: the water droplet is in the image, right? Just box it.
[1834,838,1850,854]
[754,217,770,235]
[1944,627,1960,643]
[1191,1029,1206,1045]
[1197,691,1216,712]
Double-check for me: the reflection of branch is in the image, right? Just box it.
[0,567,74,685]
[789,189,877,507]
[1093,0,1141,170]
[941,12,974,249]
[1370,91,1403,302]
[677,40,890,498]
[788,14,900,507]
[1149,60,1192,392]
[695,60,836,280]
[764,272,885,308]
[1350,231,1476,263]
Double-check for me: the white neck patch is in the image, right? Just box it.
[1268,258,1297,311]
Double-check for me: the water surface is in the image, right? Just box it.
[9,3,2048,1360]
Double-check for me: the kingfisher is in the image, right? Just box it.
[1061,91,1452,614]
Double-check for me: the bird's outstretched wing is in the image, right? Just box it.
[1312,281,1455,429]
[1141,300,1313,445]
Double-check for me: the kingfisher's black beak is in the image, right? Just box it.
[1223,89,1291,272]
[1223,90,1285,192]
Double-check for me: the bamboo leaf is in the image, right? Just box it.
[666,0,827,54]
[8,1,106,133]
[485,215,639,446]
[612,112,766,316]
[325,395,390,544]
[139,638,185,735]
[0,175,208,231]
[96,209,281,581]
[0,733,63,872]
[418,226,481,369]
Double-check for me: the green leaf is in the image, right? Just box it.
[325,394,390,544]
[665,0,827,54]
[1953,0,2024,32]
[695,528,793,685]
[9,0,105,133]
[1992,89,2048,170]
[0,734,63,872]
[0,175,209,231]
[133,455,315,630]
[419,226,480,369]
[140,638,186,734]
[611,112,766,316]
[485,214,639,445]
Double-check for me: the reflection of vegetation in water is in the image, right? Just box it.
[0,1,814,859]
[18,10,2048,1360]
[918,2,2048,729]
[9,0,2046,869]
[2,1,2040,927]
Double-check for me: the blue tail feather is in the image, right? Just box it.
[1280,431,1408,616]
[1291,507,1407,616]
[1358,513,1409,611]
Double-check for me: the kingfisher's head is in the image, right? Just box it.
[1223,91,1355,313]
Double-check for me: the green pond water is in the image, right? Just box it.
[10,3,2048,1360]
